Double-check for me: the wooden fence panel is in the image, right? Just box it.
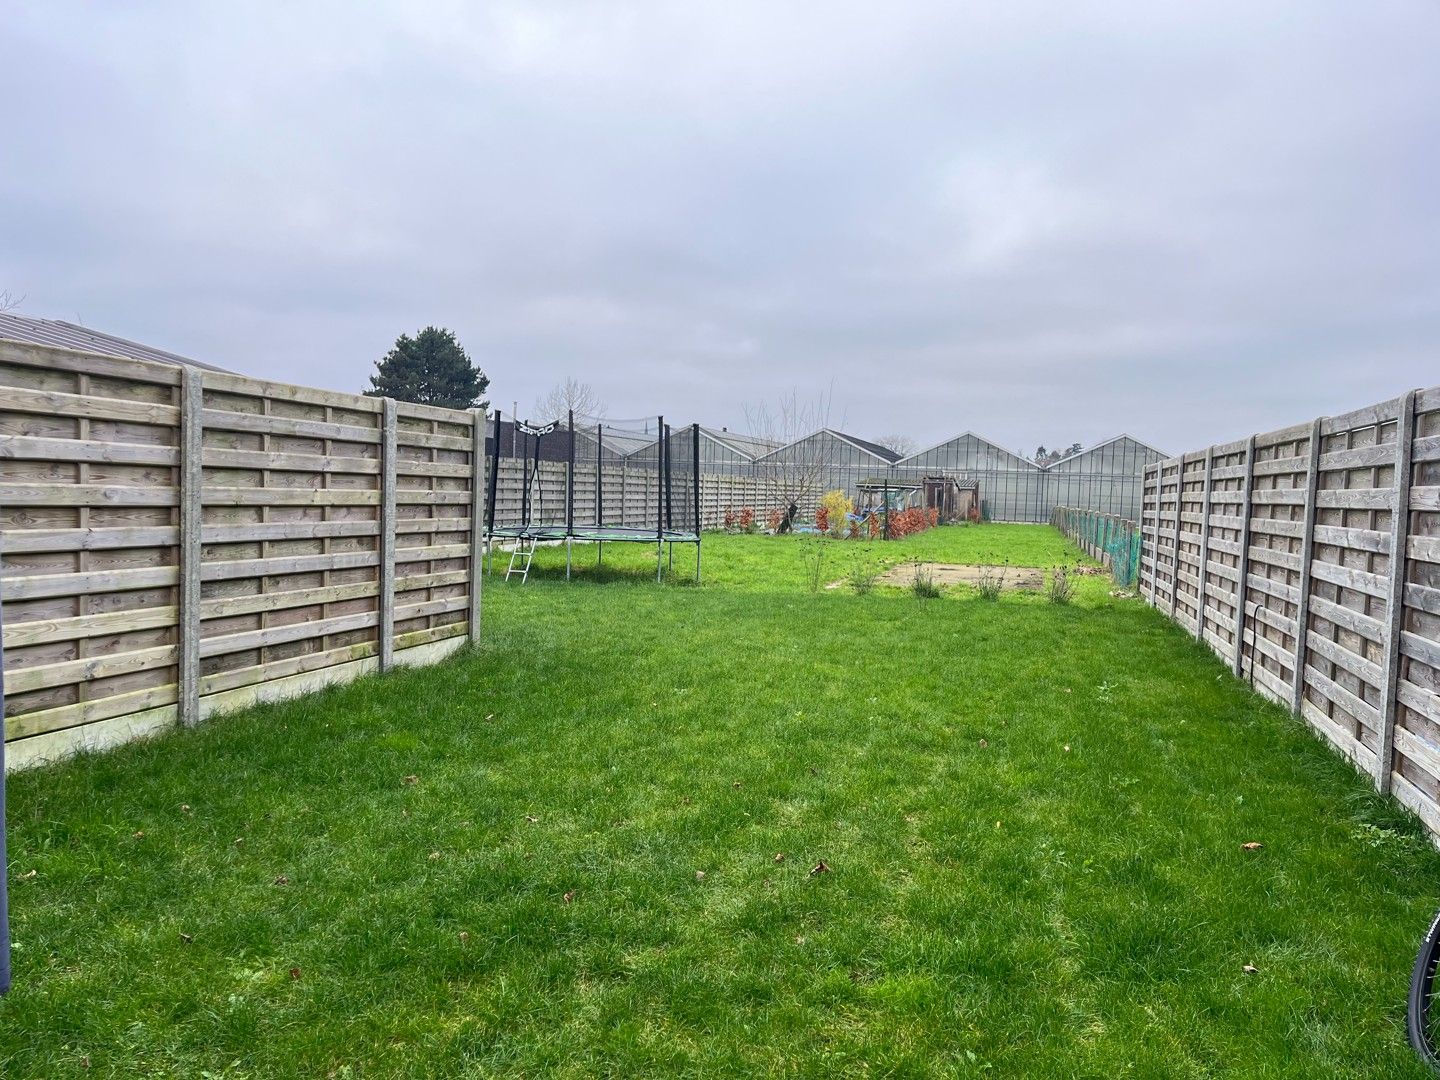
[1,342,184,762]
[1,343,481,768]
[1139,383,1440,843]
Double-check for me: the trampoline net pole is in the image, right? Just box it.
[664,423,674,533]
[656,415,664,542]
[566,409,575,535]
[486,409,501,536]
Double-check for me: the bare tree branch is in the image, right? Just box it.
[0,290,26,313]
[534,377,604,421]
[875,433,918,458]
[743,386,839,518]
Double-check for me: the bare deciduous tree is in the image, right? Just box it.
[875,433,918,458]
[534,377,604,421]
[743,386,841,525]
[0,290,25,313]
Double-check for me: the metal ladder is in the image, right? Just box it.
[505,536,537,583]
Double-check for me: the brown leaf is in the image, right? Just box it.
[563,890,575,904]
[180,804,193,814]
[1241,842,1264,851]
[274,875,290,886]
[403,774,420,785]
[289,966,302,980]
[133,830,145,840]
[774,852,786,863]
[810,860,831,876]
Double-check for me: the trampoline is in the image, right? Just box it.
[485,409,702,582]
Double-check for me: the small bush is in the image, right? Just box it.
[738,507,756,533]
[977,564,1006,601]
[802,538,828,594]
[911,563,943,600]
[723,507,737,531]
[1047,565,1074,605]
[847,562,881,595]
[819,489,854,538]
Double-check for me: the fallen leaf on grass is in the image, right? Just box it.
[403,775,419,786]
[179,933,194,944]
[525,815,540,824]
[978,739,988,748]
[774,852,785,863]
[132,830,145,840]
[732,781,743,789]
[274,875,290,886]
[484,714,494,722]
[459,931,470,944]
[180,804,192,814]
[810,860,831,876]
[1241,842,1264,851]
[1242,964,1259,974]
[233,838,244,847]
[428,851,441,861]
[794,935,806,945]
[289,967,302,981]
[19,869,37,881]
[1063,745,1071,753]
[695,870,707,881]
[563,891,575,904]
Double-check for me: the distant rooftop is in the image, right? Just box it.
[0,311,234,373]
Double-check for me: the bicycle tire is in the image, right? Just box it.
[1408,907,1440,1066]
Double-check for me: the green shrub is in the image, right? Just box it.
[1047,565,1074,604]
[911,563,943,600]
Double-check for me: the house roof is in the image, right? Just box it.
[0,311,235,373]
[826,429,903,462]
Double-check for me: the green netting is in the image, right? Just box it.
[1053,506,1141,588]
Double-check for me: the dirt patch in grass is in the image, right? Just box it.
[871,563,1045,589]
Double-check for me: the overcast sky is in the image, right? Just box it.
[3,3,1438,455]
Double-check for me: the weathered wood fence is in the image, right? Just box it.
[1,340,486,769]
[1139,385,1440,837]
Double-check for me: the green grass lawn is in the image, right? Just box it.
[4,525,1440,1077]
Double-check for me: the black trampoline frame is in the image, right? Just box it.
[485,409,701,582]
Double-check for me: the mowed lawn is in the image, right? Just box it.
[3,526,1440,1077]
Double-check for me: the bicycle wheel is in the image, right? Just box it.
[1408,907,1440,1066]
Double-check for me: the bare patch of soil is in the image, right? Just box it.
[874,564,1045,590]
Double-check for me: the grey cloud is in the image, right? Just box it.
[2,2,1437,454]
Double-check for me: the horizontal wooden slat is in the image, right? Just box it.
[0,434,178,466]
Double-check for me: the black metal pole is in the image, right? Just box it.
[486,410,501,536]
[691,423,701,535]
[883,479,890,540]
[595,423,603,527]
[1,543,11,996]
[519,423,531,528]
[566,409,575,535]
[656,416,664,543]
[530,426,541,525]
[664,423,674,533]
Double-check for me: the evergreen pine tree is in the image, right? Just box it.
[364,327,489,410]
